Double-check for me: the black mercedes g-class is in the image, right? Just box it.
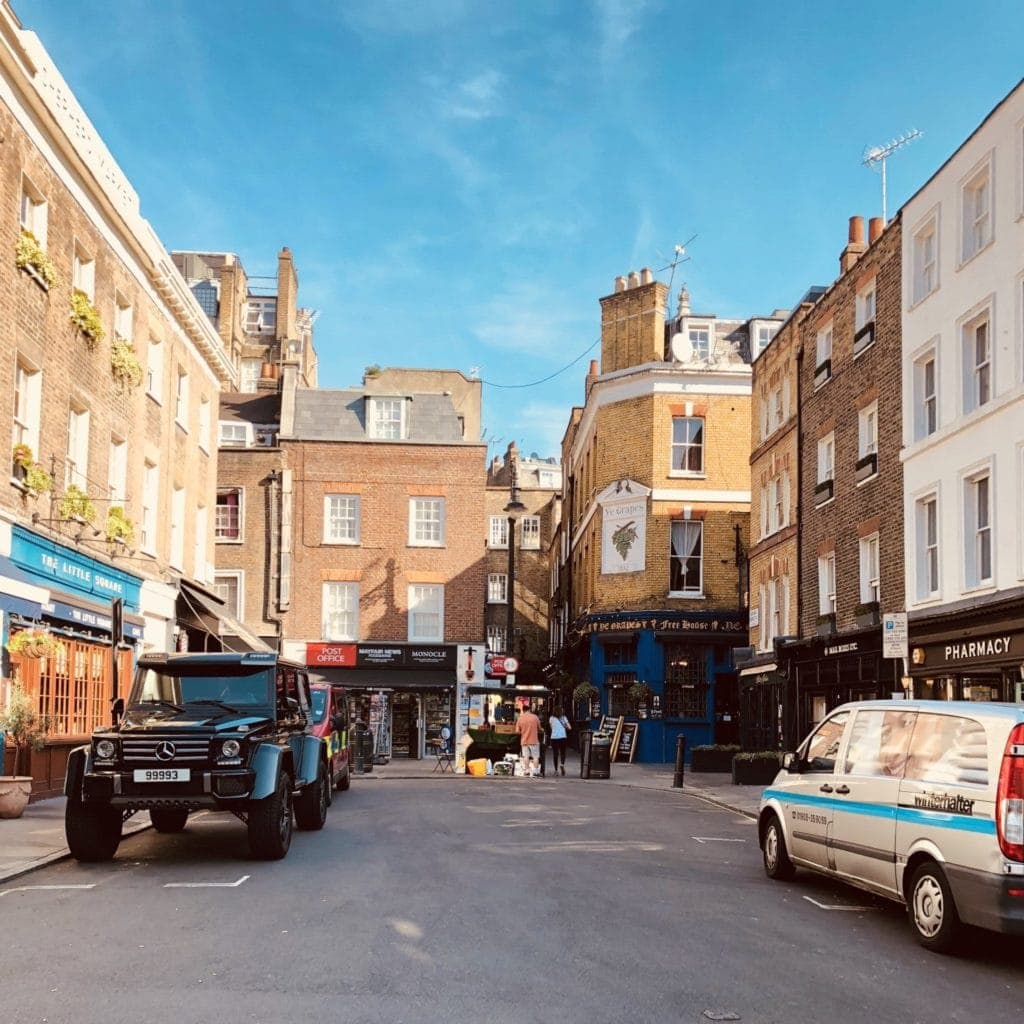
[64,651,329,862]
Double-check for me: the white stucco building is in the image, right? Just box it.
[900,78,1024,700]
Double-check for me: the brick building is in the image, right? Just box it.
[774,214,905,745]
[551,269,784,761]
[0,5,238,792]
[275,367,487,759]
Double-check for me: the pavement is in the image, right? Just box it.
[0,753,762,886]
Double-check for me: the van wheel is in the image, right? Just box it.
[323,761,333,808]
[294,761,328,831]
[339,766,351,792]
[907,861,961,953]
[762,814,796,881]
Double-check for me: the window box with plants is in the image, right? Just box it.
[70,290,105,348]
[10,444,53,496]
[111,338,143,391]
[690,743,740,772]
[0,679,52,817]
[15,229,58,290]
[854,601,880,627]
[732,750,782,786]
[816,612,836,637]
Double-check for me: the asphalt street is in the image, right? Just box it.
[2,777,1022,1024]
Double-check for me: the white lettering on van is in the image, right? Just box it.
[944,636,1011,662]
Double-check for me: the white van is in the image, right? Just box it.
[758,699,1024,952]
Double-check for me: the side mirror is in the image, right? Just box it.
[286,697,301,716]
[111,697,125,724]
[782,752,801,773]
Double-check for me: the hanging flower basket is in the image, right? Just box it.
[7,628,63,660]
[105,505,134,545]
[24,463,53,496]
[110,338,143,391]
[58,483,96,524]
[70,290,105,348]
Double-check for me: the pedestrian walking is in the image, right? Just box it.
[548,708,570,775]
[515,702,542,777]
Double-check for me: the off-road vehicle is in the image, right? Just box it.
[65,651,329,862]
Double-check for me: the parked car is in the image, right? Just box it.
[309,683,351,798]
[65,651,329,862]
[759,699,1024,952]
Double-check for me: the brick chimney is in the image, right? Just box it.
[276,246,299,343]
[839,216,867,274]
[585,358,600,400]
[868,217,885,244]
[599,272,669,374]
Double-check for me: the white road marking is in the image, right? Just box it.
[802,895,879,912]
[0,884,96,898]
[163,874,250,889]
[692,837,747,844]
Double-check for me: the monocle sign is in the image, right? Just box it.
[911,629,1022,670]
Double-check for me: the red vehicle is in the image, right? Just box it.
[309,683,351,798]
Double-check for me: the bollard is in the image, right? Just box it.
[580,730,593,780]
[672,734,686,788]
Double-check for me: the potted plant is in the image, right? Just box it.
[110,338,143,391]
[627,680,652,705]
[11,443,33,471]
[15,229,58,288]
[104,505,134,546]
[573,680,598,704]
[0,680,51,818]
[69,290,105,348]
[58,483,96,524]
[732,750,782,786]
[7,628,63,660]
[854,601,880,627]
[690,743,741,772]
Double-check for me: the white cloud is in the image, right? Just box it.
[436,70,504,121]
[471,279,592,358]
[595,0,662,67]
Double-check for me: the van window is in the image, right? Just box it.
[844,710,915,777]
[905,714,989,787]
[802,711,849,771]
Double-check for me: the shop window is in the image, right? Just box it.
[603,639,637,665]
[606,672,637,716]
[663,645,707,718]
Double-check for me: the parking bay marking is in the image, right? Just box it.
[163,875,250,889]
[0,884,96,898]
[802,895,880,912]
[692,837,747,844]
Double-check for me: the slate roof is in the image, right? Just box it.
[219,392,281,424]
[291,389,467,443]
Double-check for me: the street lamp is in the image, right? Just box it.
[503,480,526,661]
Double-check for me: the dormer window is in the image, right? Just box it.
[368,396,406,439]
[219,422,248,447]
[688,324,711,361]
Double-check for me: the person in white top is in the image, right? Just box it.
[548,709,571,776]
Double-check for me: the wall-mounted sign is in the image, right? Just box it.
[882,613,908,660]
[356,645,405,667]
[407,646,455,669]
[308,644,458,671]
[583,612,746,635]
[306,643,357,667]
[457,644,482,683]
[485,653,518,678]
[601,498,647,575]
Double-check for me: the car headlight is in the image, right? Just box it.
[95,739,116,759]
[221,739,241,758]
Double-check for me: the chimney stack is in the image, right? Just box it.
[868,217,885,244]
[585,358,600,400]
[599,270,669,373]
[839,215,868,273]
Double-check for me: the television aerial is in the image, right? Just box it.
[657,234,697,298]
[863,129,922,223]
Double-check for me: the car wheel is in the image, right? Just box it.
[65,800,122,862]
[907,860,961,953]
[248,773,293,860]
[762,813,796,881]
[294,761,328,831]
[150,808,189,833]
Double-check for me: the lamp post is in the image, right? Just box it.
[504,481,526,662]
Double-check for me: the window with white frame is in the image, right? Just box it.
[19,176,47,249]
[520,515,541,549]
[815,322,833,382]
[816,432,835,501]
[245,298,276,334]
[859,532,881,605]
[216,488,242,542]
[755,323,777,358]
[771,576,787,643]
[169,485,185,569]
[198,395,211,452]
[770,386,785,432]
[759,396,770,442]
[487,573,508,603]
[12,359,41,457]
[409,497,444,546]
[368,397,405,440]
[669,520,703,595]
[912,215,938,304]
[915,494,939,600]
[240,358,261,394]
[323,582,358,641]
[194,505,207,582]
[324,494,360,544]
[857,401,878,479]
[759,483,769,539]
[489,515,508,548]
[961,158,993,263]
[855,279,876,332]
[175,369,189,427]
[768,474,788,532]
[913,349,938,440]
[108,436,127,503]
[72,241,95,300]
[408,584,443,641]
[486,624,506,652]
[114,297,133,344]
[962,309,992,413]
[818,552,837,616]
[964,471,993,589]
[671,416,704,474]
[146,337,163,399]
[140,461,158,553]
[688,324,711,361]
[213,571,243,620]
[219,422,248,447]
[65,403,89,489]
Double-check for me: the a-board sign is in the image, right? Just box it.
[597,714,624,756]
[614,721,638,763]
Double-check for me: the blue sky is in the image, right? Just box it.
[24,1,1024,461]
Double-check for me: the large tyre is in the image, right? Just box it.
[248,773,293,860]
[66,800,122,862]
[339,763,351,791]
[295,761,328,832]
[150,808,189,833]
[907,860,962,953]
[762,813,796,881]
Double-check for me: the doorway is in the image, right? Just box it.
[391,693,422,758]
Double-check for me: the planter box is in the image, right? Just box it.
[816,614,836,637]
[690,747,739,772]
[855,604,880,627]
[732,755,781,786]
[815,479,834,505]
[853,321,875,356]
[855,452,878,483]
[814,359,832,389]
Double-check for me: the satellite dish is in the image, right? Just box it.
[670,332,693,363]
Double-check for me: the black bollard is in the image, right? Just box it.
[672,734,686,788]
[580,730,592,780]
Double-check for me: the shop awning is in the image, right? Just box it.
[308,668,454,692]
[739,662,777,677]
[177,580,274,653]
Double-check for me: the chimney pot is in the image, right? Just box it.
[848,216,865,244]
[614,275,626,293]
[588,359,598,376]
[868,217,884,244]
[627,270,640,288]
[640,267,653,285]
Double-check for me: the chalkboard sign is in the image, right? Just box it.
[614,721,638,763]
[597,715,624,757]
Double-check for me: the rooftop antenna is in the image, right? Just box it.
[863,129,922,223]
[657,234,697,298]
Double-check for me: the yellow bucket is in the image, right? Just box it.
[467,758,489,777]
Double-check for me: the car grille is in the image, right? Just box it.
[121,736,210,765]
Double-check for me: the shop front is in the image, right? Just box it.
[1,526,144,797]
[908,596,1024,703]
[305,642,456,760]
[737,658,786,752]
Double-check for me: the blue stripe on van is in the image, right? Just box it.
[762,788,996,835]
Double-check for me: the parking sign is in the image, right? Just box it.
[882,612,908,660]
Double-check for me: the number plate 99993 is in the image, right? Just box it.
[133,768,190,783]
